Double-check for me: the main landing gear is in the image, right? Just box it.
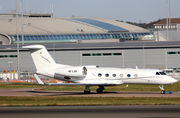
[159,85,166,94]
[84,85,91,94]
[84,85,105,94]
[96,86,105,93]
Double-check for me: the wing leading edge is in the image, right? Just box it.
[34,74,118,86]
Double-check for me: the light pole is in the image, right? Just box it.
[21,0,24,44]
[8,61,13,82]
[166,0,171,41]
[16,0,20,80]
[53,44,56,59]
[166,0,169,41]
[143,44,146,69]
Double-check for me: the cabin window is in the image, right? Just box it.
[127,74,131,77]
[120,74,123,77]
[98,73,102,77]
[112,74,116,77]
[134,74,138,78]
[105,73,109,77]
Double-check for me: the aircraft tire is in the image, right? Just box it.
[96,88,103,93]
[161,90,166,94]
[84,90,90,94]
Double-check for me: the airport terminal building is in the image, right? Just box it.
[0,15,154,45]
[0,15,180,79]
[1,41,180,72]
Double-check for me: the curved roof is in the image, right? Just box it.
[68,18,128,32]
[0,17,149,35]
[92,17,148,32]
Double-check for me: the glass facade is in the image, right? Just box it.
[9,32,155,44]
[69,18,128,32]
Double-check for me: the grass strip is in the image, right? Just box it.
[0,82,180,92]
[0,96,180,106]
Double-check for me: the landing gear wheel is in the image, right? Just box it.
[84,90,91,94]
[96,88,103,93]
[161,90,166,94]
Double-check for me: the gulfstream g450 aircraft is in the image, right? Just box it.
[23,45,177,94]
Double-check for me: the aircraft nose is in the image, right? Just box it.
[174,79,178,83]
[171,78,178,84]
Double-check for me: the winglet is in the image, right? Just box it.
[135,66,138,69]
[34,74,44,84]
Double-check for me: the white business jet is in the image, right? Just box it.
[23,45,177,94]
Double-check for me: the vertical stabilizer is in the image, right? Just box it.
[23,45,56,71]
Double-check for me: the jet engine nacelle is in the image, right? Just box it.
[54,66,87,81]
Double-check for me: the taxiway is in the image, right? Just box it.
[0,88,180,97]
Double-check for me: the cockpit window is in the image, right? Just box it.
[156,71,167,75]
[156,72,160,75]
[159,71,167,75]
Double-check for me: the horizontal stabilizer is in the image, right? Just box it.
[22,45,45,49]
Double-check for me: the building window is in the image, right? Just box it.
[0,55,17,58]
[167,52,180,54]
[113,53,122,56]
[93,53,101,56]
[103,53,112,56]
[82,53,122,56]
[82,54,91,56]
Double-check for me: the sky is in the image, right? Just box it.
[1,0,180,23]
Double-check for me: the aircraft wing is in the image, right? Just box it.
[34,74,118,86]
[45,83,117,86]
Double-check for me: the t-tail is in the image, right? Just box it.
[22,45,69,71]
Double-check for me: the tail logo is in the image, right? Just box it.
[39,52,51,64]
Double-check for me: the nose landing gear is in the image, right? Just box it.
[159,85,166,94]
